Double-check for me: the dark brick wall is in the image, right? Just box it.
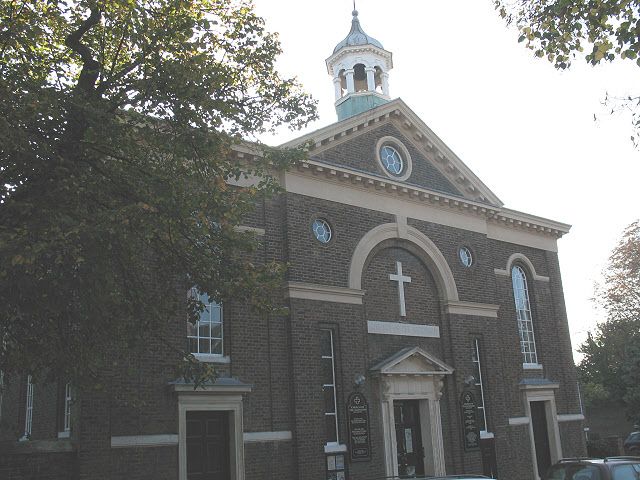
[0,451,77,480]
[284,193,393,287]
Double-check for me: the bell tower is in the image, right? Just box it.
[326,10,393,121]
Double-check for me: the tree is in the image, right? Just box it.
[578,221,640,419]
[494,0,640,142]
[0,0,316,394]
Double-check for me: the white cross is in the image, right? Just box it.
[389,261,411,317]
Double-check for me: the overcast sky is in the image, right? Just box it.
[253,0,640,360]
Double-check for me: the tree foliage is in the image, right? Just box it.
[578,221,640,420]
[494,0,640,142]
[0,0,316,393]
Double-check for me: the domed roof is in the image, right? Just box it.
[333,10,384,54]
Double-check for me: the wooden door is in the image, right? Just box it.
[186,411,230,480]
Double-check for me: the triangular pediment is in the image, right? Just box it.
[370,347,454,376]
[280,98,503,207]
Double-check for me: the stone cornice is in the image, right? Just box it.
[292,158,569,240]
[325,45,393,75]
[444,301,500,318]
[283,281,366,304]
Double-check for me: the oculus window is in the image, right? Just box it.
[380,145,403,175]
[459,247,473,267]
[375,136,413,181]
[313,218,332,244]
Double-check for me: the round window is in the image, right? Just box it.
[312,218,332,243]
[459,247,473,267]
[380,145,404,176]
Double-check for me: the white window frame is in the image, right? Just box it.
[512,265,538,365]
[58,383,72,438]
[472,338,488,433]
[172,381,251,480]
[0,371,4,422]
[321,329,339,445]
[187,288,224,361]
[22,375,34,440]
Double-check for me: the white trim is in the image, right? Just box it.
[509,417,531,426]
[174,381,251,480]
[494,253,550,282]
[367,321,440,338]
[111,434,179,448]
[349,222,459,301]
[523,363,544,370]
[234,226,265,236]
[557,414,585,422]
[480,431,495,439]
[193,354,230,364]
[376,136,413,181]
[283,282,365,305]
[243,431,292,443]
[324,443,348,453]
[521,385,563,480]
[444,301,499,318]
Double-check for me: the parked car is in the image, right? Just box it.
[543,456,640,480]
[369,476,495,480]
[624,432,640,455]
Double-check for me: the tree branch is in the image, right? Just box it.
[65,5,103,95]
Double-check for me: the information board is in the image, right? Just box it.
[347,392,371,460]
[460,390,480,451]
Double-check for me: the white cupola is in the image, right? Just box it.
[326,10,393,121]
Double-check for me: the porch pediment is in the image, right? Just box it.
[370,347,454,376]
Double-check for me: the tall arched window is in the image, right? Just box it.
[512,265,538,364]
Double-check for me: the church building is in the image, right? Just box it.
[0,9,586,480]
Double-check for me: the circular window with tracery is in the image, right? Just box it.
[459,246,473,267]
[375,136,412,181]
[312,218,332,244]
[380,145,403,175]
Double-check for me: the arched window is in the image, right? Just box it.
[512,265,538,364]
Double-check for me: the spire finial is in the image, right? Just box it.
[353,0,357,16]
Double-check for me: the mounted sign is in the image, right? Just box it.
[460,390,480,451]
[347,392,371,460]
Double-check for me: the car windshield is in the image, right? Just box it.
[546,465,602,480]
[626,433,640,442]
[612,464,640,480]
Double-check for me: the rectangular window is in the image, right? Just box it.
[187,288,223,357]
[471,338,488,432]
[0,371,4,422]
[321,329,339,445]
[64,384,72,432]
[24,375,34,438]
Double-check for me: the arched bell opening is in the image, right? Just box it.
[374,66,384,93]
[353,63,368,92]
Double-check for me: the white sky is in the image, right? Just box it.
[253,0,640,361]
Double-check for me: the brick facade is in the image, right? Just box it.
[0,98,585,480]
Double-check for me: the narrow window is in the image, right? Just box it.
[24,375,34,439]
[472,338,488,432]
[512,265,538,364]
[321,329,339,445]
[187,288,223,357]
[64,384,72,432]
[0,371,4,422]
